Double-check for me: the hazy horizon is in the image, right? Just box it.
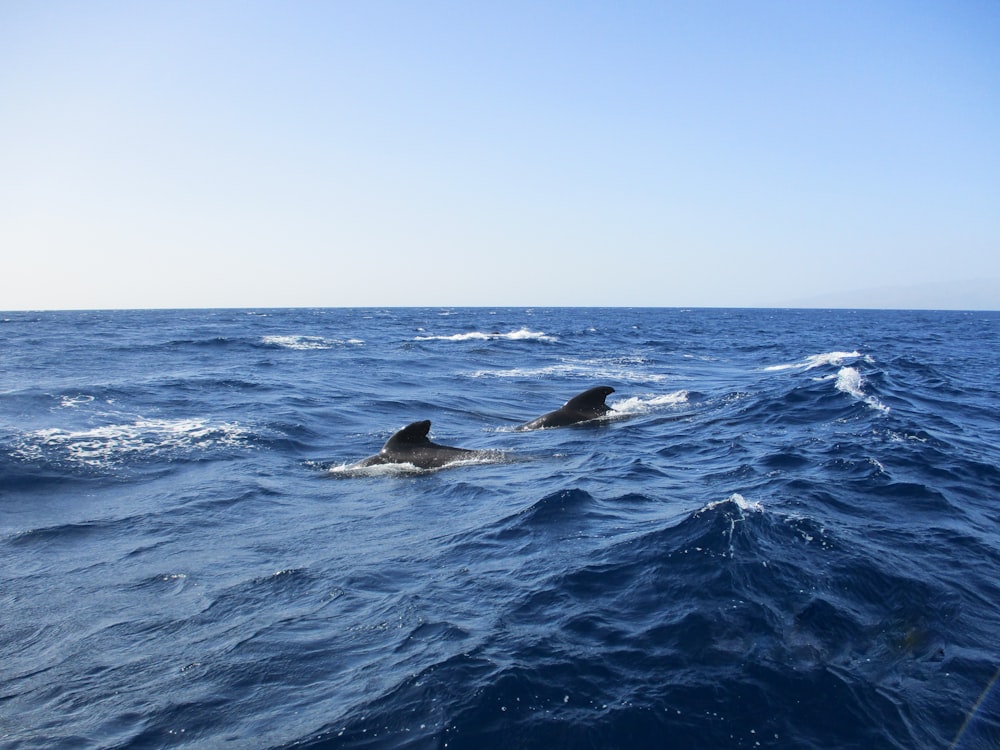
[5,276,999,315]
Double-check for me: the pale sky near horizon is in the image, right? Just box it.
[2,1,998,311]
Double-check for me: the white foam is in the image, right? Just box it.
[609,390,689,416]
[835,366,889,414]
[262,335,360,350]
[699,493,764,515]
[764,351,862,372]
[327,461,421,477]
[414,328,556,343]
[13,418,253,467]
[59,394,95,408]
[327,452,506,477]
[834,366,864,399]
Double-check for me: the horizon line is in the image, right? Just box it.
[4,304,999,314]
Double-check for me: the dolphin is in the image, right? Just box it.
[517,386,616,430]
[351,420,491,470]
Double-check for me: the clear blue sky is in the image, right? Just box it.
[2,1,998,310]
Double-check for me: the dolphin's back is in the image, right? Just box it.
[354,420,477,469]
[519,386,615,430]
[383,420,433,449]
[563,386,615,415]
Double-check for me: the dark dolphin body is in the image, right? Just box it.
[351,420,488,469]
[517,386,615,430]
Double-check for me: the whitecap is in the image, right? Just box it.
[261,335,343,350]
[834,366,864,399]
[835,366,890,414]
[420,332,492,342]
[414,328,556,343]
[59,394,95,408]
[764,350,862,372]
[698,493,764,515]
[609,390,689,416]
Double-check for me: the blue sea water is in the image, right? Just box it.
[2,307,999,749]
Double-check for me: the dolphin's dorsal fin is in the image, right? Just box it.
[384,420,432,448]
[564,386,615,414]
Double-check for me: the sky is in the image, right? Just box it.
[1,1,998,310]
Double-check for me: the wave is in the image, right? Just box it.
[511,487,599,526]
[610,390,689,416]
[57,394,98,408]
[300,490,948,750]
[834,366,890,413]
[10,417,255,469]
[261,335,364,350]
[696,492,764,516]
[148,336,238,350]
[759,350,889,415]
[763,350,865,372]
[414,328,556,343]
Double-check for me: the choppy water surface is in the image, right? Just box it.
[2,307,999,749]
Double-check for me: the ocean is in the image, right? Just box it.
[2,307,998,749]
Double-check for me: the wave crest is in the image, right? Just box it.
[610,391,689,416]
[835,367,890,413]
[415,328,556,343]
[261,335,363,350]
[764,351,863,372]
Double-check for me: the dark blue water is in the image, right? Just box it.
[2,308,999,749]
